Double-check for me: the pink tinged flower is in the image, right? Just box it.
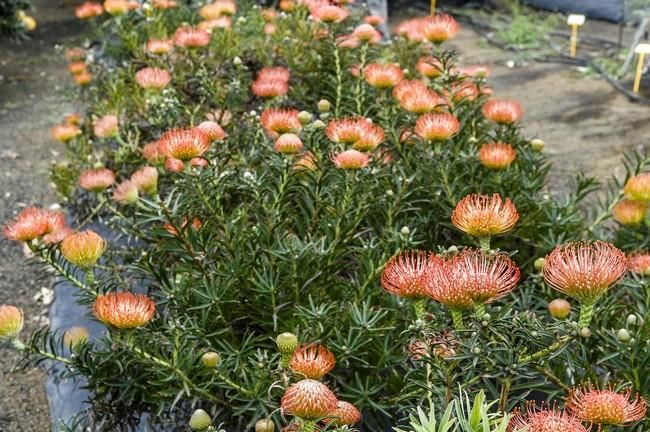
[478,142,517,170]
[363,63,404,89]
[566,384,647,426]
[353,123,384,152]
[311,4,349,23]
[326,401,362,426]
[142,141,165,164]
[63,326,90,349]
[3,207,64,242]
[146,39,174,54]
[104,0,130,15]
[393,80,429,102]
[395,18,425,42]
[75,1,104,19]
[294,152,317,171]
[63,113,82,125]
[280,379,338,420]
[260,108,301,137]
[190,157,209,168]
[174,27,211,48]
[508,405,589,432]
[196,121,226,141]
[627,251,650,275]
[79,168,116,192]
[65,48,86,62]
[352,23,381,44]
[381,250,443,298]
[151,0,176,9]
[263,23,276,34]
[112,180,139,204]
[421,14,459,43]
[199,17,232,32]
[543,241,627,303]
[331,150,369,169]
[159,128,211,161]
[262,8,277,21]
[325,117,371,145]
[482,98,524,124]
[612,199,647,226]
[68,61,87,75]
[93,292,156,330]
[251,79,289,98]
[0,305,24,340]
[60,230,106,268]
[51,124,82,143]
[449,82,480,102]
[364,14,384,26]
[451,193,519,238]
[289,344,336,379]
[93,115,118,138]
[135,67,172,90]
[457,64,491,78]
[414,112,460,141]
[624,172,650,202]
[130,166,158,195]
[274,133,304,155]
[199,0,236,20]
[417,56,443,78]
[337,34,360,49]
[256,66,290,83]
[399,89,444,114]
[43,226,74,245]
[165,157,185,172]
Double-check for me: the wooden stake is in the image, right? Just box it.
[430,0,436,16]
[634,52,646,94]
[570,24,578,58]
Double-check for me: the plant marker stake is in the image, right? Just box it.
[430,0,436,15]
[567,14,585,58]
[633,43,650,94]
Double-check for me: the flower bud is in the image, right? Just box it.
[627,314,638,326]
[548,298,571,319]
[400,226,410,235]
[311,120,326,129]
[233,56,242,66]
[617,328,631,342]
[534,257,545,272]
[297,111,312,125]
[0,305,23,340]
[472,347,481,355]
[189,409,212,431]
[579,327,591,338]
[201,351,220,368]
[60,230,106,269]
[317,99,331,113]
[276,332,298,354]
[255,419,275,432]
[63,326,89,349]
[530,138,545,152]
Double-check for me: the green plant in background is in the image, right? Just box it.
[494,1,559,51]
[0,0,34,39]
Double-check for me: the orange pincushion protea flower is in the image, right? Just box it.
[130,166,158,194]
[310,4,349,23]
[274,133,304,155]
[381,250,443,298]
[482,98,523,125]
[51,124,81,143]
[612,199,647,226]
[294,152,318,171]
[94,114,118,138]
[508,405,589,432]
[174,27,211,48]
[399,89,444,114]
[146,38,174,54]
[75,1,104,19]
[60,230,106,268]
[363,63,404,89]
[457,64,491,78]
[281,379,338,420]
[199,0,236,20]
[478,142,517,170]
[352,24,381,44]
[151,0,176,9]
[93,292,156,330]
[113,180,139,204]
[543,241,626,303]
[79,168,116,192]
[142,141,165,164]
[256,67,290,83]
[627,251,650,275]
[414,113,460,141]
[3,207,64,242]
[159,128,211,161]
[196,121,226,141]
[417,56,443,78]
[68,61,87,75]
[331,150,369,170]
[104,0,131,15]
[393,80,429,102]
[395,18,425,42]
[251,79,289,98]
[421,14,459,43]
[567,384,647,426]
[326,401,362,426]
[63,326,89,349]
[353,123,384,152]
[0,305,23,339]
[73,70,93,86]
[325,117,371,145]
[451,193,519,238]
[260,108,301,137]
[43,226,74,245]
[289,344,336,379]
[624,172,650,202]
[135,67,172,90]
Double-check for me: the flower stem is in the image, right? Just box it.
[450,309,464,329]
[475,303,486,319]
[479,236,491,252]
[301,419,316,432]
[413,298,427,320]
[518,335,573,363]
[578,300,595,329]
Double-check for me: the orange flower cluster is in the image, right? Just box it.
[252,66,290,99]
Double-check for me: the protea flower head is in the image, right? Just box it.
[93,114,118,138]
[280,379,338,420]
[566,384,647,426]
[73,70,93,86]
[451,193,519,238]
[63,326,89,349]
[331,150,370,170]
[63,112,82,125]
[75,1,104,19]
[93,292,156,330]
[146,38,174,54]
[421,14,459,43]
[508,405,589,432]
[392,80,427,102]
[543,241,627,304]
[251,79,289,99]
[627,251,650,275]
[142,141,165,164]
[325,117,372,145]
[68,61,87,75]
[51,124,81,143]
[482,98,523,125]
[364,14,384,25]
[196,121,226,141]
[353,123,385,152]
[612,199,647,226]
[262,8,277,21]
[189,409,212,431]
[381,250,443,298]
[417,56,443,78]
[112,180,139,204]
[414,112,460,141]
[135,67,172,90]
[174,26,211,48]
[478,142,517,170]
[276,332,299,356]
[0,305,23,340]
[289,344,336,379]
[199,0,235,19]
[3,207,64,242]
[165,157,185,173]
[310,4,349,23]
[400,89,444,115]
[159,128,211,161]
[624,172,650,202]
[294,152,318,171]
[457,64,491,78]
[104,0,130,15]
[449,81,480,102]
[325,401,362,426]
[395,17,426,42]
[60,230,106,268]
[256,67,290,83]
[65,47,86,62]
[130,166,158,195]
[43,226,74,245]
[274,133,304,155]
[363,63,404,89]
[151,0,176,9]
[79,168,116,192]
[260,108,301,137]
[352,23,381,44]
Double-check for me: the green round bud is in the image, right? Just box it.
[472,347,481,355]
[627,314,638,326]
[189,409,212,431]
[319,112,330,120]
[481,313,491,321]
[201,351,220,368]
[255,419,275,432]
[386,189,394,197]
[481,320,488,327]
[317,99,331,113]
[311,120,326,129]
[579,327,591,338]
[276,332,298,355]
[530,138,545,152]
[233,56,242,66]
[548,299,571,319]
[534,257,545,272]
[400,226,410,236]
[617,328,631,342]
[297,111,312,125]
